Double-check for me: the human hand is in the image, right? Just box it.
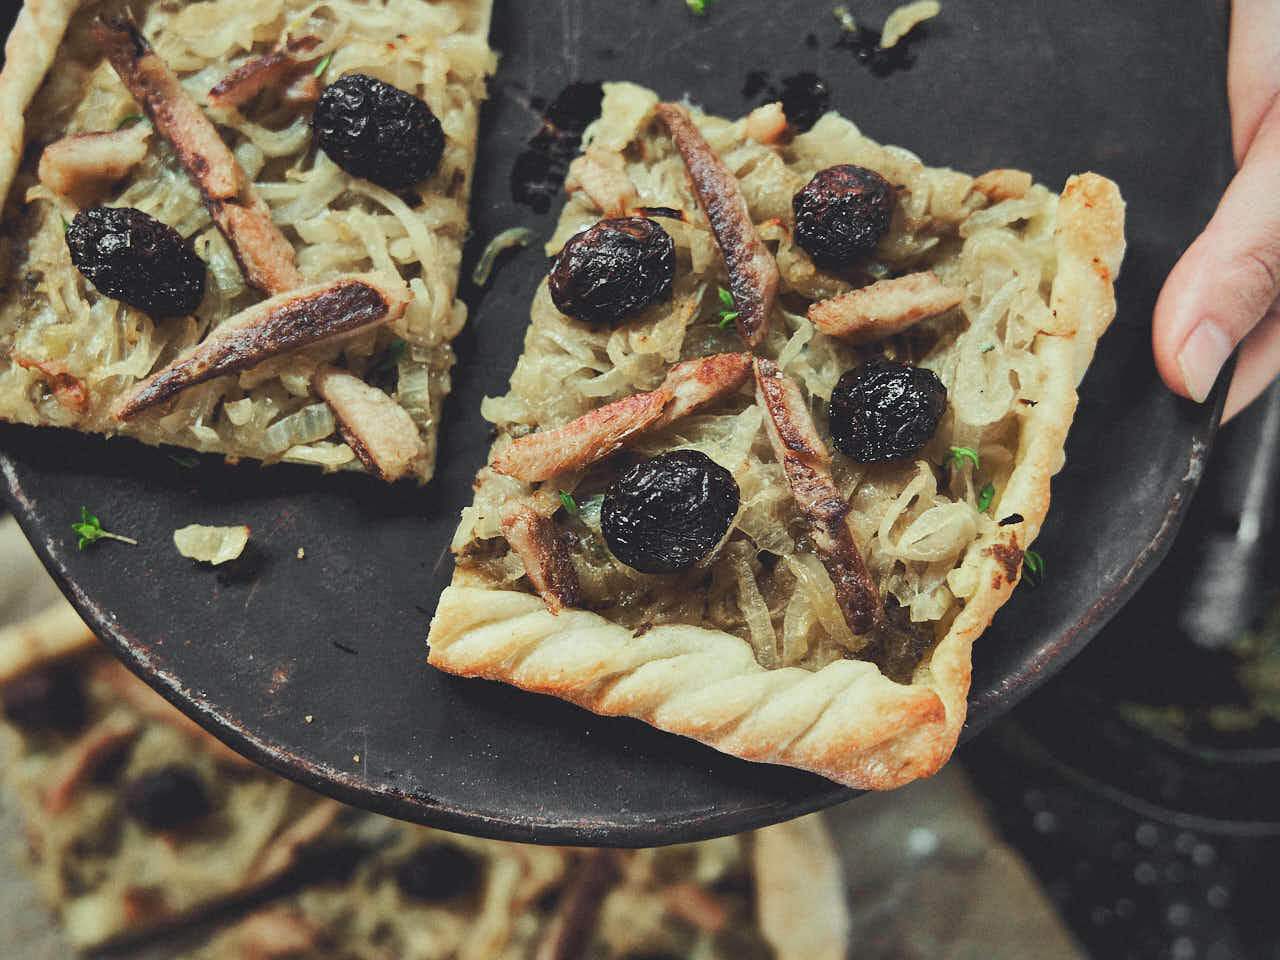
[1152,0,1280,421]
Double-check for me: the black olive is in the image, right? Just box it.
[792,164,896,270]
[313,74,445,190]
[123,766,212,831]
[829,358,946,462]
[65,206,206,318]
[602,450,739,575]
[2,665,86,733]
[547,218,675,326]
[394,844,482,901]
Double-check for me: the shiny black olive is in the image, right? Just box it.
[394,844,483,901]
[123,766,212,831]
[792,164,895,270]
[313,74,445,190]
[602,450,739,574]
[547,217,675,326]
[1,665,86,733]
[829,358,946,462]
[65,206,206,318]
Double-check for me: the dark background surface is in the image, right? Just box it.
[1,1,1231,844]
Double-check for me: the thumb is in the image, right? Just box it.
[1152,98,1280,403]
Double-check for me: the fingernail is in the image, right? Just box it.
[1177,321,1233,403]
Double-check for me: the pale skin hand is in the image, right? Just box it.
[1152,0,1280,421]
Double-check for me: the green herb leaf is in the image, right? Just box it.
[686,0,717,14]
[169,453,200,469]
[1022,549,1044,587]
[72,506,138,550]
[981,343,996,353]
[115,114,145,130]
[313,53,332,78]
[559,490,579,516]
[976,482,994,512]
[714,286,739,329]
[945,445,980,471]
[61,215,71,235]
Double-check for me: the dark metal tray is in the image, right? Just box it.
[0,0,1230,844]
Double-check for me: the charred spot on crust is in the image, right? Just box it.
[602,450,739,575]
[123,766,212,830]
[829,358,946,462]
[548,217,675,327]
[792,164,895,270]
[394,844,483,901]
[990,541,1024,584]
[313,74,445,190]
[65,206,206,318]
[1,665,87,733]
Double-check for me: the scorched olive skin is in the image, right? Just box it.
[1,665,86,733]
[829,359,947,462]
[792,164,896,270]
[313,74,445,190]
[123,766,212,831]
[65,206,206,318]
[394,844,483,901]
[548,218,675,326]
[602,450,740,575]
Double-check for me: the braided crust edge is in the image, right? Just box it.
[429,173,1124,791]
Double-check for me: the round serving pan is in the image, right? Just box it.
[984,380,1280,833]
[1,0,1231,844]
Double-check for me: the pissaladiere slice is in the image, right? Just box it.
[433,81,1125,789]
[0,600,343,948]
[0,0,494,481]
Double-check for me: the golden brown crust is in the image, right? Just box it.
[753,815,849,960]
[916,172,1127,774]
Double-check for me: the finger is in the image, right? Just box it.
[1228,0,1280,162]
[1151,98,1280,404]
[1224,296,1280,421]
